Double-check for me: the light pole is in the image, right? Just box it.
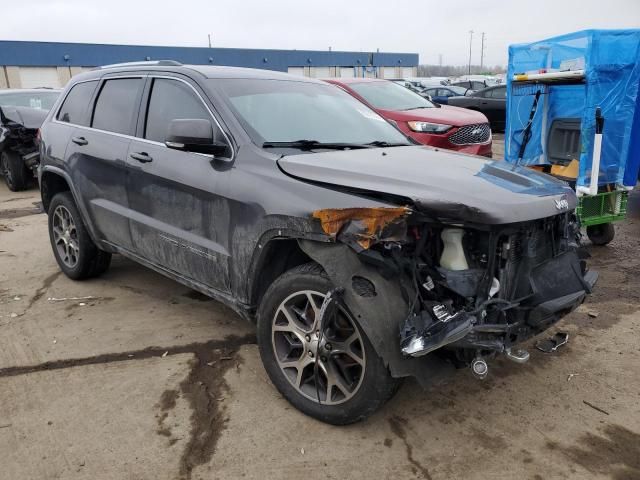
[480,32,486,69]
[468,30,474,76]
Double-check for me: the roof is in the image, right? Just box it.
[69,64,327,84]
[0,40,418,71]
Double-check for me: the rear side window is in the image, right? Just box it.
[92,78,143,135]
[144,78,211,143]
[491,87,506,99]
[57,81,97,125]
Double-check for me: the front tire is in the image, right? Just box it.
[257,263,401,425]
[1,150,29,191]
[48,192,112,279]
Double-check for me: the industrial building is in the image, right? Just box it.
[0,41,418,89]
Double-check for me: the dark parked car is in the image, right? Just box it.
[38,62,595,424]
[0,89,61,190]
[423,86,470,105]
[448,85,507,131]
[326,78,493,157]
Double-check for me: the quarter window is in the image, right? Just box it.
[144,79,212,143]
[92,78,143,135]
[57,81,98,125]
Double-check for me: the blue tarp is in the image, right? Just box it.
[505,29,640,188]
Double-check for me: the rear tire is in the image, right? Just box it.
[257,263,402,425]
[48,192,111,279]
[586,223,615,246]
[1,150,29,192]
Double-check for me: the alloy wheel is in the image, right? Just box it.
[271,290,366,405]
[52,205,80,268]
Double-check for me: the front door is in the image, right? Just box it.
[126,76,233,293]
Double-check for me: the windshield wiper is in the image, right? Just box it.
[364,141,411,147]
[262,140,372,150]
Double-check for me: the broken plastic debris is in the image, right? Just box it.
[13,296,20,301]
[535,332,569,353]
[567,373,579,381]
[52,339,57,344]
[588,311,599,318]
[10,313,18,318]
[78,303,86,306]
[300,448,305,455]
[47,296,96,302]
[161,351,169,358]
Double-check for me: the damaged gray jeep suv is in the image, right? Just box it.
[38,62,596,424]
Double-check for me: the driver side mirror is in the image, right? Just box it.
[165,118,229,157]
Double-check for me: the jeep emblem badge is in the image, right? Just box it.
[554,196,569,210]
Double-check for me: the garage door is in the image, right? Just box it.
[382,67,397,79]
[340,67,356,78]
[310,67,331,79]
[287,67,306,77]
[19,67,61,88]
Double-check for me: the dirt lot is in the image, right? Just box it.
[1,144,639,479]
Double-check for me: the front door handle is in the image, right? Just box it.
[130,152,153,163]
[71,136,88,146]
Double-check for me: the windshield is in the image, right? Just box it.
[0,91,60,110]
[348,81,435,111]
[214,79,410,147]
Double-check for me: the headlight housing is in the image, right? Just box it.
[407,121,452,134]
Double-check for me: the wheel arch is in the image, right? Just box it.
[248,236,314,312]
[40,166,103,247]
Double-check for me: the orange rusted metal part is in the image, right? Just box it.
[312,207,410,249]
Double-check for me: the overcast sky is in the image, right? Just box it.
[3,0,639,66]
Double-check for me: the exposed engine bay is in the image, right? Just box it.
[302,205,597,381]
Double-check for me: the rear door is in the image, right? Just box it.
[126,75,234,293]
[64,76,145,249]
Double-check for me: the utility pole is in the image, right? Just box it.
[480,32,486,69]
[468,30,474,76]
[208,34,212,48]
[438,53,443,67]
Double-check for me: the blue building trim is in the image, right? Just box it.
[0,41,418,71]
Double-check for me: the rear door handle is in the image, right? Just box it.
[130,152,153,163]
[71,136,88,146]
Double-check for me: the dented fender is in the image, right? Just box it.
[298,239,454,386]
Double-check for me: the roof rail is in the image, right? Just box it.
[96,60,183,69]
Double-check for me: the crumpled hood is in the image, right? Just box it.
[277,146,576,224]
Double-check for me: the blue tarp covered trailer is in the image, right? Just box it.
[504,30,640,243]
[505,29,640,188]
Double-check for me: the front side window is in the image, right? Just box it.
[215,79,410,148]
[57,81,97,125]
[348,81,435,111]
[144,79,212,143]
[92,78,143,135]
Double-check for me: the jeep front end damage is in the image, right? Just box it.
[304,206,597,383]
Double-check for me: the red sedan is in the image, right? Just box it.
[325,78,492,157]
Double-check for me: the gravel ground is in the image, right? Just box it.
[1,143,638,479]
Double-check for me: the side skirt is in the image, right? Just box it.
[104,241,254,323]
